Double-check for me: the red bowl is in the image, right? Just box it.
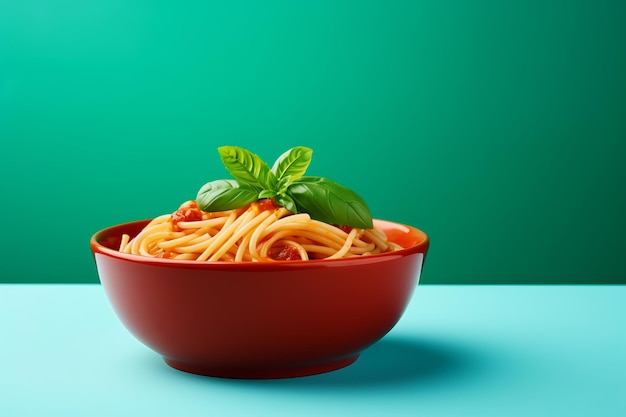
[90,219,429,379]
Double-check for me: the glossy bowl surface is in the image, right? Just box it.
[90,219,429,379]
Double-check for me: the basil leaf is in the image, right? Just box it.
[276,193,297,213]
[287,177,373,229]
[271,146,313,183]
[275,175,293,194]
[218,146,277,190]
[196,179,258,212]
[258,189,277,199]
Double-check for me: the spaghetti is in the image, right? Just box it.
[119,199,402,262]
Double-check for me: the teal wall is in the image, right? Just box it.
[1,1,624,284]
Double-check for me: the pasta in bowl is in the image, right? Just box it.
[118,199,403,262]
[89,146,429,378]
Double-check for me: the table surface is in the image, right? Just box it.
[1,285,624,417]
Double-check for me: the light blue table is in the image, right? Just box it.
[1,285,624,416]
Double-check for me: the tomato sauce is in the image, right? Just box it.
[337,225,353,234]
[255,198,279,212]
[171,201,203,231]
[269,245,302,261]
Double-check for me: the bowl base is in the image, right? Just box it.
[163,355,360,379]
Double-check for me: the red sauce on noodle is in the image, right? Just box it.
[269,245,302,261]
[255,198,279,212]
[337,225,353,234]
[171,201,203,230]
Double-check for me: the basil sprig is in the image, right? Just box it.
[196,146,374,229]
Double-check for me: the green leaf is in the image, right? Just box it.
[218,146,277,190]
[287,177,373,229]
[271,146,313,183]
[258,189,277,199]
[276,193,297,213]
[197,147,376,227]
[196,180,258,212]
[276,175,293,194]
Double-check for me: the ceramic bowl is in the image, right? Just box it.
[90,219,429,379]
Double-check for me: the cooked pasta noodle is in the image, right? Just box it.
[119,200,402,262]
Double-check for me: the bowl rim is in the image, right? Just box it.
[90,218,429,269]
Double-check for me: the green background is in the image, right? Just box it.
[1,1,624,284]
